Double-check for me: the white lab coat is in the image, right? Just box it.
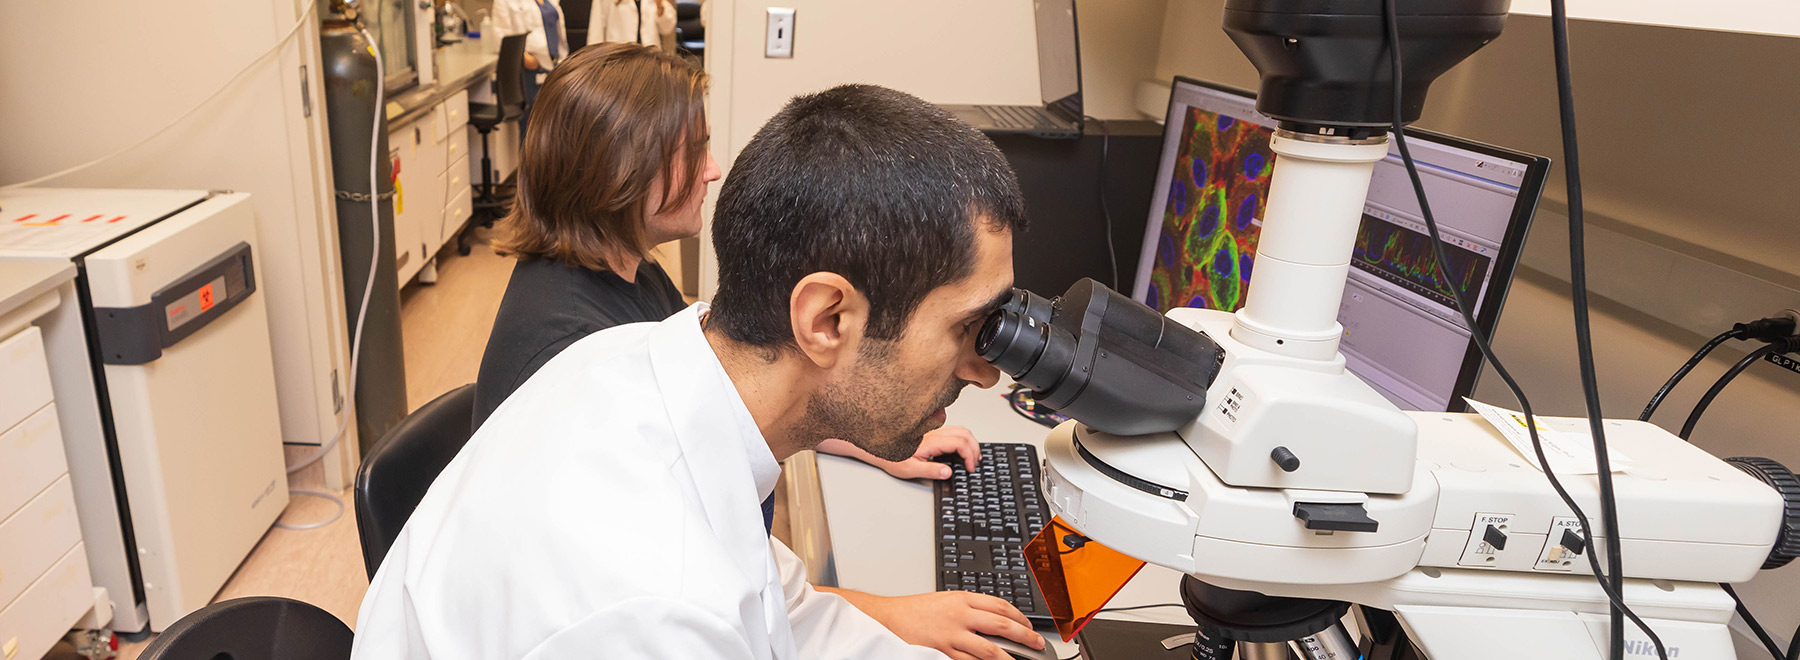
[491,0,568,78]
[588,0,678,52]
[351,304,946,660]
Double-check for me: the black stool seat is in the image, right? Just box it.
[470,102,504,130]
[138,597,352,660]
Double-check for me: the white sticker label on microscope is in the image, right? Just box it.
[1216,386,1251,429]
[1463,398,1633,474]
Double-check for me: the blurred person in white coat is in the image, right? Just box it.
[350,84,1047,660]
[491,0,568,136]
[589,0,678,52]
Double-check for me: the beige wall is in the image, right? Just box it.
[698,0,1175,293]
[1509,0,1800,37]
[0,0,362,486]
[1076,0,1169,119]
[700,0,1043,295]
[1155,2,1800,653]
[711,0,1041,157]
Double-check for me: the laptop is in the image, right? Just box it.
[940,0,1083,138]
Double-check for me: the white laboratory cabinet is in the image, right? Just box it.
[0,189,289,634]
[389,90,474,287]
[0,266,109,660]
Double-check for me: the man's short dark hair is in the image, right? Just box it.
[709,84,1027,350]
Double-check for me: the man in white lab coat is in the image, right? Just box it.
[352,84,1045,660]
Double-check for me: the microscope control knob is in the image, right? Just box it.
[1271,446,1301,472]
[1726,457,1800,569]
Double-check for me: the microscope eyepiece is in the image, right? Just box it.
[978,279,1225,436]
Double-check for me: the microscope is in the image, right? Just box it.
[977,1,1800,657]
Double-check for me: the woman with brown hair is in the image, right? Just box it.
[476,42,984,483]
[467,43,1045,660]
[473,41,712,428]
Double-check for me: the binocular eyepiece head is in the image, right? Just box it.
[976,279,1224,436]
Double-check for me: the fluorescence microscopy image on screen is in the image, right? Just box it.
[1144,107,1276,313]
[1351,213,1491,311]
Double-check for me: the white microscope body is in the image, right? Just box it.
[1026,93,1785,660]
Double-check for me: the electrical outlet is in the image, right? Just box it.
[765,8,795,58]
[1457,512,1514,567]
[1534,516,1587,572]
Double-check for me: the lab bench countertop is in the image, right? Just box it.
[387,37,497,127]
[0,260,75,315]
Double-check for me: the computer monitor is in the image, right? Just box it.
[1131,76,1550,413]
[1034,0,1082,120]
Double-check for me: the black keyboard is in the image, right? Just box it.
[980,105,1057,130]
[934,443,1052,624]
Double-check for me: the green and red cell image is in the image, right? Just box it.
[1144,107,1276,313]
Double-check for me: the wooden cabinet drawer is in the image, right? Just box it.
[0,327,53,435]
[0,406,65,521]
[0,476,81,611]
[0,544,91,660]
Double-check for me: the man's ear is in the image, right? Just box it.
[789,272,869,369]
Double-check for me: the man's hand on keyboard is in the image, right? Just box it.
[815,427,980,480]
[882,426,980,480]
[830,589,1045,660]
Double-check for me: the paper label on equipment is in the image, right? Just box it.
[1215,385,1251,429]
[1464,398,1632,474]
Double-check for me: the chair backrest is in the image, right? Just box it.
[496,34,528,121]
[139,597,352,660]
[354,384,477,579]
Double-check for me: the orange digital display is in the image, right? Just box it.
[1023,516,1147,641]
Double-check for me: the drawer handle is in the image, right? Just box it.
[4,636,18,660]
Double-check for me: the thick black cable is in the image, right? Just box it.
[1382,2,1667,658]
[1639,328,1744,422]
[1548,2,1631,654]
[1679,343,1783,440]
[1723,583,1787,660]
[1787,622,1800,660]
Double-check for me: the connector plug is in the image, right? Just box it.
[1733,310,1800,343]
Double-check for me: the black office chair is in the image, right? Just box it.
[461,34,527,254]
[354,384,477,579]
[675,1,704,58]
[138,597,352,660]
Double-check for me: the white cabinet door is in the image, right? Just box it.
[390,124,426,287]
